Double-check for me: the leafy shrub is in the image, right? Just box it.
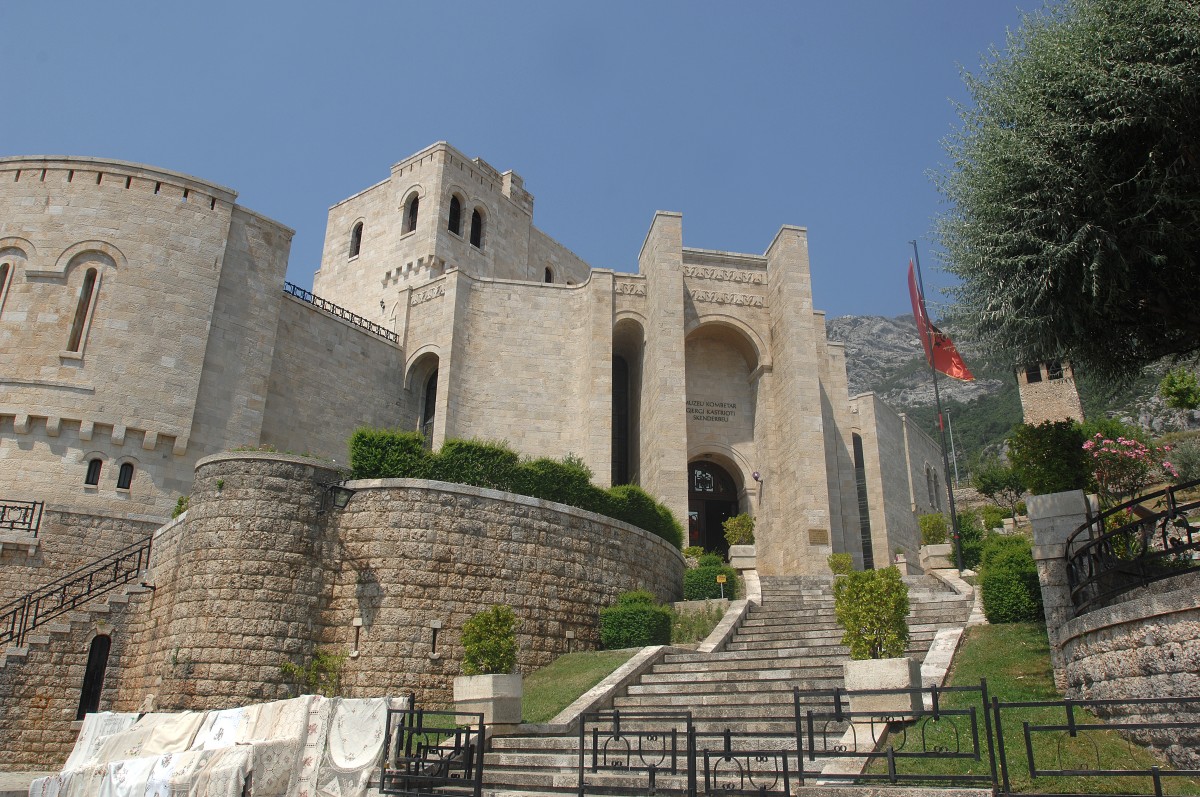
[349,428,429,479]
[172,495,189,519]
[919,513,949,545]
[606,484,684,549]
[461,605,518,675]
[979,536,1043,623]
[683,564,738,600]
[832,567,910,660]
[600,592,672,649]
[827,553,853,575]
[1008,420,1089,495]
[682,546,705,560]
[1168,438,1200,483]
[1160,367,1200,410]
[958,509,986,571]
[697,553,725,568]
[280,648,347,698]
[722,513,755,545]
[973,456,1026,521]
[671,601,725,644]
[516,456,604,509]
[980,505,1006,531]
[431,439,521,492]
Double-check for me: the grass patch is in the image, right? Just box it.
[522,649,635,724]
[865,623,1200,794]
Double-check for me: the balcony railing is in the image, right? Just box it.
[283,282,399,344]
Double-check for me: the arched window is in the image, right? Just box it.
[469,209,484,249]
[404,194,420,234]
[349,222,363,258]
[421,368,438,445]
[117,463,134,490]
[67,267,99,353]
[544,267,554,284]
[85,458,102,486]
[448,196,462,235]
[0,262,11,319]
[76,634,111,720]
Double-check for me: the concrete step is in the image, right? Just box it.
[636,668,842,687]
[652,658,843,675]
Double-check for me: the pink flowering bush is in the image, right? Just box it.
[1082,433,1179,507]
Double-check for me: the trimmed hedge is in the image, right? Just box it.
[683,564,738,600]
[348,429,684,548]
[979,535,1044,623]
[461,604,518,675]
[599,591,673,649]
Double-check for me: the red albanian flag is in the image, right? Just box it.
[907,261,975,382]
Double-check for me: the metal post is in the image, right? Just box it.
[946,409,961,487]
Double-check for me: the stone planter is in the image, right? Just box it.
[453,673,523,725]
[919,543,954,571]
[727,544,756,572]
[842,657,922,718]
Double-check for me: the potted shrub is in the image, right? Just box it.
[918,513,954,571]
[453,605,522,725]
[723,513,756,571]
[832,567,920,716]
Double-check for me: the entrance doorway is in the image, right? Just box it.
[687,461,740,555]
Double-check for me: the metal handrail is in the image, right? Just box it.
[0,500,44,537]
[283,282,399,344]
[1066,478,1200,615]
[0,535,153,648]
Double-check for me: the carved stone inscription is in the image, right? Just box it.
[684,266,766,285]
[615,280,646,297]
[687,399,737,423]
[687,289,764,308]
[411,284,445,306]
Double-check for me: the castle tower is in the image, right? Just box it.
[1016,360,1085,425]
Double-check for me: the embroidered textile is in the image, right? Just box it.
[190,746,253,797]
[63,713,141,771]
[190,707,253,751]
[95,713,204,762]
[97,756,156,797]
[293,697,332,797]
[315,698,387,797]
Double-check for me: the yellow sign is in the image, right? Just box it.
[716,574,727,584]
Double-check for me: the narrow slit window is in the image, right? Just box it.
[349,222,363,258]
[117,463,134,490]
[1024,364,1042,384]
[448,196,462,235]
[404,194,419,234]
[470,209,483,248]
[0,263,10,319]
[67,268,99,353]
[85,458,102,486]
[544,267,553,284]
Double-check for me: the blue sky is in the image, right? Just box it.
[2,1,1034,319]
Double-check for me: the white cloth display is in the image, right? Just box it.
[294,697,332,797]
[62,713,141,773]
[190,746,254,797]
[97,756,156,797]
[95,712,205,762]
[316,698,388,797]
[190,708,251,751]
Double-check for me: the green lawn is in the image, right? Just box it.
[522,649,636,724]
[867,623,1200,794]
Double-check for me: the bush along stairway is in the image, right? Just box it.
[480,573,975,797]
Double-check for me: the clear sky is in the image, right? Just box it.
[2,1,1035,319]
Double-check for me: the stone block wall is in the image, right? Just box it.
[0,508,163,604]
[322,479,685,705]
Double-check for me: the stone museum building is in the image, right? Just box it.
[0,142,943,766]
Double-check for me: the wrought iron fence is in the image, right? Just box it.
[283,281,399,344]
[0,499,43,536]
[379,707,485,797]
[578,710,696,797]
[0,535,152,647]
[792,681,998,790]
[694,728,795,797]
[991,694,1200,797]
[1066,477,1200,615]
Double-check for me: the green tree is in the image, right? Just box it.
[1160,367,1200,410]
[1007,421,1089,495]
[937,0,1200,383]
[832,567,910,660]
[461,605,518,675]
[972,456,1026,525]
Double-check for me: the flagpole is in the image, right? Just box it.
[910,241,966,571]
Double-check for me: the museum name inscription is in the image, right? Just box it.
[687,400,738,423]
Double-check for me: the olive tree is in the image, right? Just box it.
[937,0,1200,383]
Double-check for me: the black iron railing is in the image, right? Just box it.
[579,709,697,797]
[0,535,152,648]
[1066,478,1200,616]
[283,281,399,344]
[991,694,1200,796]
[379,707,485,797]
[0,500,43,537]
[792,681,998,791]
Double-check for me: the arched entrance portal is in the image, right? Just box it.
[687,461,740,555]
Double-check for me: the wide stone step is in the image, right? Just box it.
[652,658,843,675]
[613,694,801,713]
[625,678,841,697]
[661,650,847,667]
[733,626,943,643]
[635,669,841,687]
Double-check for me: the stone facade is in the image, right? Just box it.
[1017,360,1085,425]
[0,453,684,767]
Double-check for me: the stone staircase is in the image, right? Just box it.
[480,574,975,796]
[0,582,152,670]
